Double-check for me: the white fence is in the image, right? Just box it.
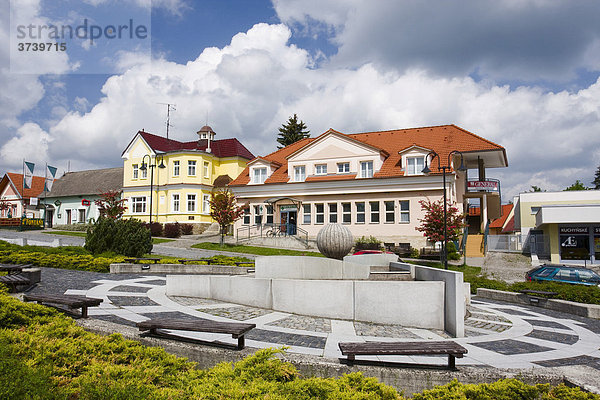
[487,234,522,253]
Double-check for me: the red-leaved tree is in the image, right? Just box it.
[415,199,465,244]
[95,190,127,220]
[209,189,245,246]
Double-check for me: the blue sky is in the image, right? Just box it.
[2,0,600,200]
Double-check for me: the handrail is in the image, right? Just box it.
[236,223,307,244]
[482,221,490,255]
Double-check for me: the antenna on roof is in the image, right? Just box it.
[157,103,176,140]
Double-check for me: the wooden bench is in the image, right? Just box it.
[178,259,214,264]
[338,341,468,369]
[23,294,103,318]
[137,318,256,350]
[0,263,32,275]
[124,257,161,264]
[0,274,31,292]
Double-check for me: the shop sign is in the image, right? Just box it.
[467,181,499,190]
[30,197,38,206]
[559,227,588,234]
[82,199,91,206]
[595,227,600,235]
[280,205,297,211]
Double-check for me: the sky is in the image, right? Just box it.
[2,0,600,202]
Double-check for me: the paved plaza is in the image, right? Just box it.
[25,267,600,371]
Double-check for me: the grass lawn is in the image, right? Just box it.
[43,230,174,244]
[192,242,324,257]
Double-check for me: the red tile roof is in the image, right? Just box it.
[230,125,505,186]
[501,216,515,233]
[4,173,46,199]
[490,204,514,229]
[133,131,255,160]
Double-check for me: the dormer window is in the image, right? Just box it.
[253,167,267,184]
[294,166,306,182]
[360,161,373,178]
[315,164,327,175]
[337,162,350,173]
[406,156,425,175]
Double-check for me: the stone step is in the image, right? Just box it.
[368,271,412,281]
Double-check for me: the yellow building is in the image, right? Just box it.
[121,126,254,230]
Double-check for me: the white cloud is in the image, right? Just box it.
[0,122,52,167]
[2,22,600,201]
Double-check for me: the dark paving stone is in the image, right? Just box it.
[523,319,570,329]
[534,355,600,370]
[108,296,159,307]
[246,329,326,349]
[139,279,166,286]
[525,329,578,345]
[492,307,538,317]
[93,314,138,328]
[111,285,152,293]
[471,339,554,355]
[137,311,198,320]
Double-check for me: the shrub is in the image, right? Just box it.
[85,218,152,257]
[410,248,420,258]
[180,223,194,235]
[53,224,91,232]
[163,222,181,238]
[145,222,163,237]
[446,241,460,261]
[355,236,383,251]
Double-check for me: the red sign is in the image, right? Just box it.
[82,199,91,206]
[467,181,499,190]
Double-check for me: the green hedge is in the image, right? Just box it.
[0,285,597,399]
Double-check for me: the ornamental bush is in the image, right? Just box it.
[145,222,163,237]
[163,222,181,238]
[85,217,152,257]
[180,223,194,235]
[355,236,383,251]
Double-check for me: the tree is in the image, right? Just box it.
[416,199,465,244]
[593,165,600,190]
[529,185,544,192]
[277,114,310,148]
[564,180,588,191]
[209,189,245,246]
[94,190,127,220]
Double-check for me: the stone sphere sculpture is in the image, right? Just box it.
[316,223,354,260]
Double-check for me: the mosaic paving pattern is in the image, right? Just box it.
[471,339,554,355]
[246,329,326,349]
[168,296,223,306]
[108,296,159,307]
[534,355,600,370]
[491,307,537,317]
[525,329,579,345]
[354,321,422,339]
[198,306,272,321]
[112,285,152,293]
[523,319,570,329]
[267,315,331,333]
[464,319,511,333]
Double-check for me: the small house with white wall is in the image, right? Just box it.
[41,167,123,227]
[0,173,46,219]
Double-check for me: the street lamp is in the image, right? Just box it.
[422,150,467,270]
[140,154,166,223]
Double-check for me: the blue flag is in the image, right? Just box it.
[23,161,35,189]
[45,165,58,192]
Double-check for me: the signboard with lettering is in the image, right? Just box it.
[19,217,44,231]
[467,181,499,190]
[559,227,588,234]
[595,227,600,235]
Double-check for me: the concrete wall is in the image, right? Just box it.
[343,253,399,266]
[272,279,354,319]
[255,256,370,280]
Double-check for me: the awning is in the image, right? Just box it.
[265,197,302,204]
[536,204,600,227]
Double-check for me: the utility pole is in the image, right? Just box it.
[158,103,176,139]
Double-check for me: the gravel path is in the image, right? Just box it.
[481,252,534,283]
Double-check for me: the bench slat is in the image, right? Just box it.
[23,294,102,308]
[0,275,30,284]
[137,318,256,336]
[338,341,467,357]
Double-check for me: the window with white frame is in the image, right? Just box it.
[406,156,425,175]
[188,160,196,176]
[187,194,196,212]
[78,209,86,223]
[131,197,146,213]
[294,166,306,182]
[141,166,147,179]
[385,201,395,223]
[243,207,250,225]
[253,167,267,184]
[203,194,210,214]
[172,194,180,212]
[360,161,373,178]
[266,205,274,224]
[356,202,365,223]
[315,164,327,175]
[315,203,324,224]
[303,204,311,224]
[173,161,180,176]
[337,162,350,173]
[399,200,410,223]
[342,203,351,224]
[369,201,380,223]
[254,205,262,225]
[203,161,210,178]
[132,164,139,179]
[329,203,337,223]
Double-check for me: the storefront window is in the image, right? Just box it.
[595,228,600,261]
[559,227,589,261]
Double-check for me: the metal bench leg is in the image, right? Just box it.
[237,335,245,350]
[81,306,88,318]
[448,355,456,369]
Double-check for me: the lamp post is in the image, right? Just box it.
[422,150,467,270]
[140,154,166,223]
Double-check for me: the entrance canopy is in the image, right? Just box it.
[535,204,600,228]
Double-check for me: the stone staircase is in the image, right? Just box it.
[368,265,412,281]
[465,234,485,257]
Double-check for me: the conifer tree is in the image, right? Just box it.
[277,114,310,148]
[593,165,600,190]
